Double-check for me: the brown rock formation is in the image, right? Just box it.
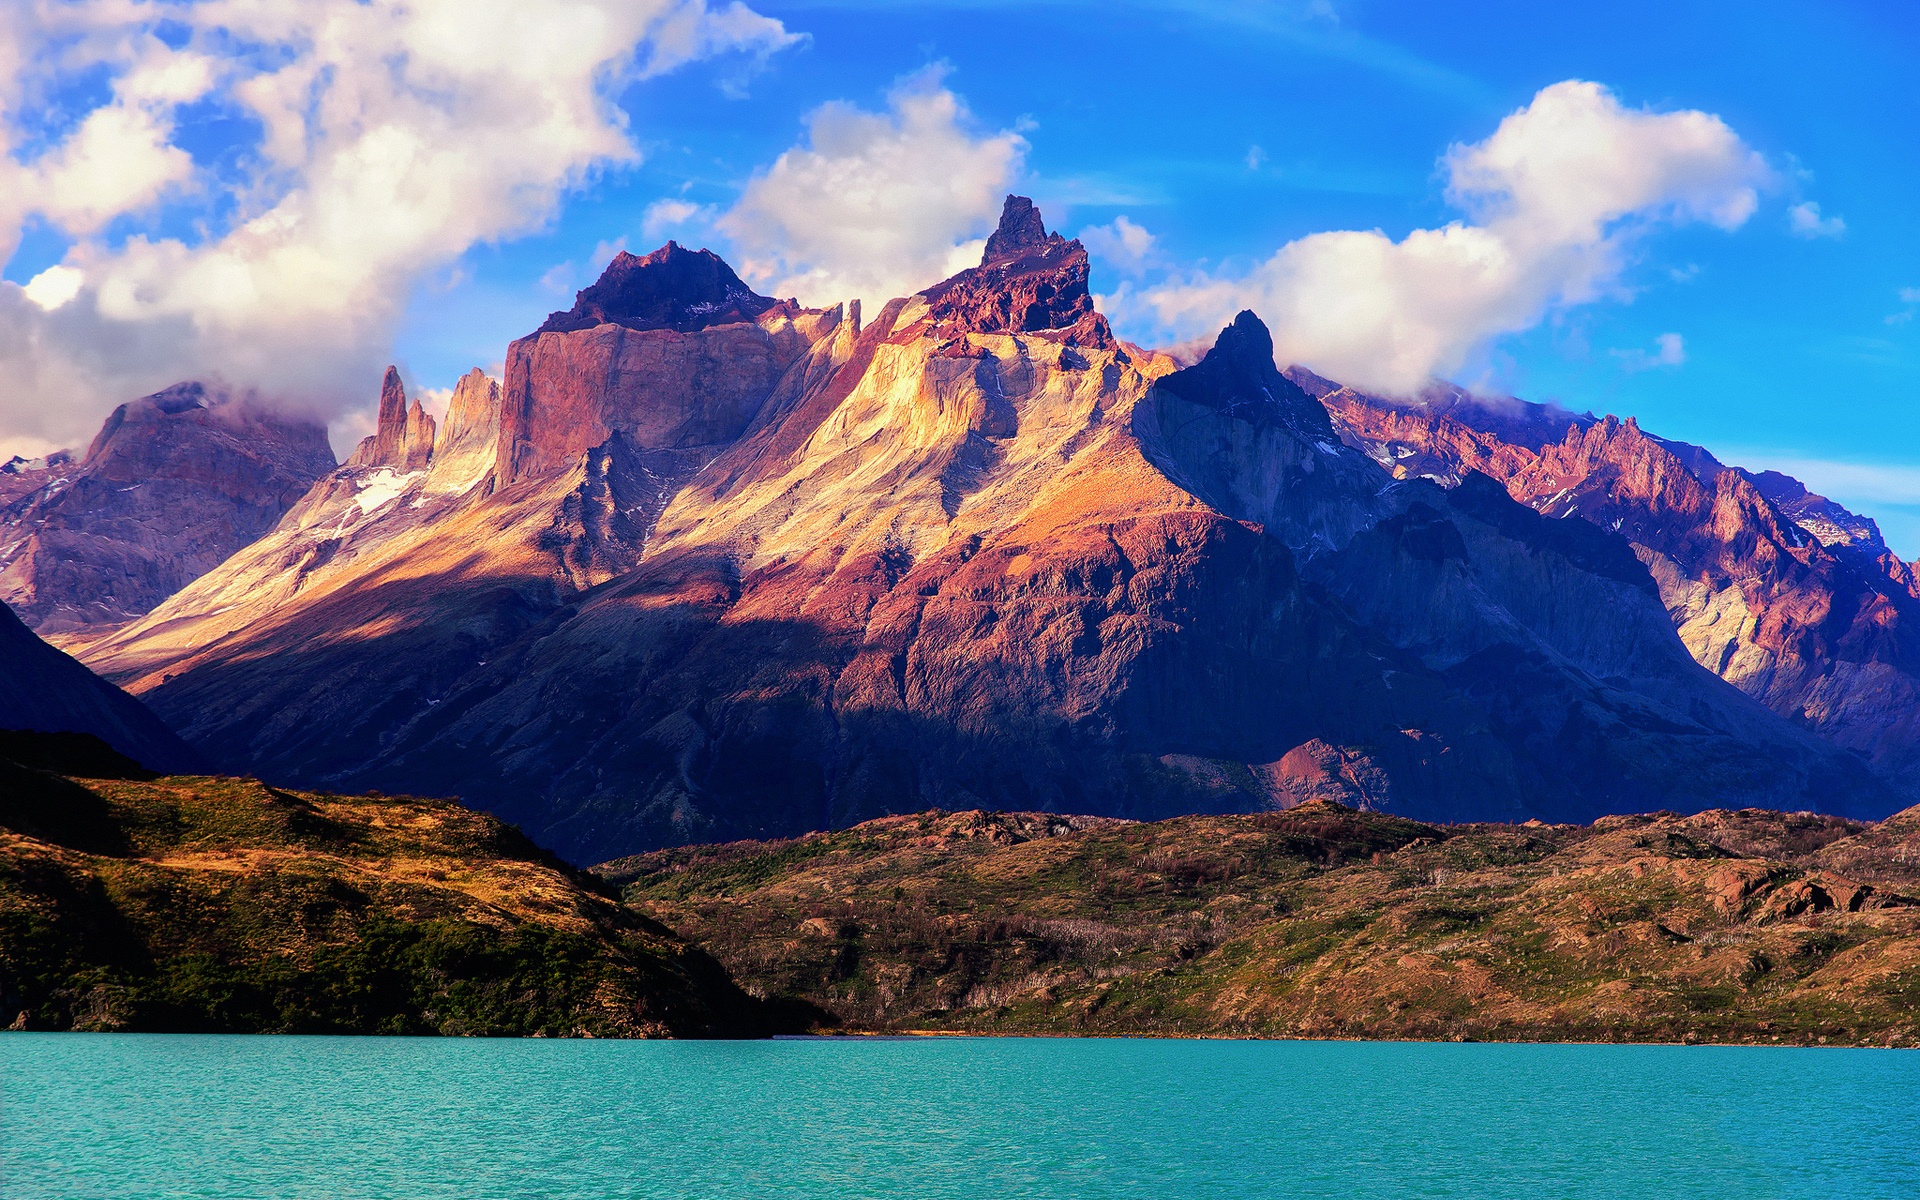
[536,243,790,336]
[79,206,1900,862]
[915,195,1115,349]
[0,383,334,637]
[427,368,502,494]
[346,367,436,472]
[495,248,832,488]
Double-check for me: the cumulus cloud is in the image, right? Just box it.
[1110,81,1772,393]
[1080,216,1158,276]
[0,0,802,454]
[718,68,1028,309]
[1613,332,1686,372]
[1788,201,1846,239]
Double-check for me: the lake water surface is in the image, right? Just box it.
[2,1034,1915,1198]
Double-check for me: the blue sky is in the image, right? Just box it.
[5,1,1919,550]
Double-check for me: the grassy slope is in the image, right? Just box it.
[606,802,1920,1046]
[0,758,787,1036]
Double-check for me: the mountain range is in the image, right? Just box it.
[16,197,1919,863]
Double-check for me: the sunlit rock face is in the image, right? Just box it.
[1318,377,1920,794]
[81,199,1904,862]
[0,381,334,639]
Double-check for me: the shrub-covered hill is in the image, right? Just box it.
[0,740,793,1036]
[602,802,1920,1046]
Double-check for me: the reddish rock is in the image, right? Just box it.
[346,367,436,472]
[916,195,1116,349]
[495,251,830,488]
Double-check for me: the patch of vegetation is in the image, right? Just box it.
[607,800,1920,1046]
[0,746,787,1037]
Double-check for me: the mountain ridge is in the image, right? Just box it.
[68,197,1910,862]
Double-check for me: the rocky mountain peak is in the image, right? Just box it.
[1,381,334,635]
[981,194,1050,265]
[347,366,435,472]
[144,381,214,416]
[919,195,1113,347]
[1156,311,1333,438]
[536,243,783,336]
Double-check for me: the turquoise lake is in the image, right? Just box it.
[2,1035,1916,1198]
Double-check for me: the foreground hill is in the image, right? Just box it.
[77,198,1900,858]
[0,741,785,1036]
[605,802,1920,1046]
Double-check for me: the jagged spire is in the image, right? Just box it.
[1156,311,1333,438]
[982,195,1049,266]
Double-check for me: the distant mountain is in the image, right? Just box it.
[0,599,200,773]
[79,197,1901,861]
[0,381,334,638]
[1311,375,1920,795]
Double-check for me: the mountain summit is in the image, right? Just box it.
[538,243,786,336]
[919,195,1113,347]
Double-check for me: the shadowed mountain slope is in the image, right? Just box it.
[78,198,1904,862]
[0,601,199,774]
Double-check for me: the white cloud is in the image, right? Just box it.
[1889,287,1920,326]
[1788,200,1846,239]
[718,67,1028,310]
[1112,80,1772,393]
[0,0,801,454]
[1245,145,1268,171]
[414,385,456,422]
[21,265,83,311]
[1613,331,1686,372]
[1079,216,1157,276]
[641,199,711,241]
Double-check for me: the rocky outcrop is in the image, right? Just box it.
[536,243,791,336]
[428,368,501,494]
[0,599,199,773]
[1321,383,1920,792]
[0,382,334,637]
[495,248,833,488]
[914,195,1115,349]
[79,203,1904,862]
[346,367,436,472]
